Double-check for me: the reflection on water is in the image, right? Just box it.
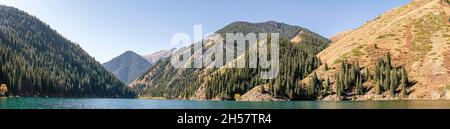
[1,97,450,109]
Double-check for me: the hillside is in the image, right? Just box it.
[316,0,450,100]
[0,6,136,98]
[132,0,450,101]
[143,48,175,64]
[130,21,331,100]
[329,30,354,43]
[103,51,152,85]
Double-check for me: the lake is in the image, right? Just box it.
[1,97,450,109]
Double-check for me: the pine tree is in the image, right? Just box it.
[401,66,409,86]
[375,59,382,83]
[386,52,392,69]
[323,77,330,96]
[392,68,398,93]
[288,89,294,100]
[337,80,343,99]
[389,70,395,96]
[384,68,390,91]
[400,66,409,96]
[274,79,281,97]
[376,76,382,95]
[309,72,319,97]
[336,73,342,99]
[365,67,371,80]
[268,82,273,95]
[356,75,363,95]
[260,84,266,94]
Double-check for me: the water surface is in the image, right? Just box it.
[1,97,450,109]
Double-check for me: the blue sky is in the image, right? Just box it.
[0,0,411,63]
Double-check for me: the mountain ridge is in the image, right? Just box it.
[103,50,152,85]
[143,48,176,64]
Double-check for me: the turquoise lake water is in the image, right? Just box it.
[1,97,450,109]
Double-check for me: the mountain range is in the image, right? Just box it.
[1,0,448,100]
[102,48,176,85]
[130,0,450,101]
[129,21,331,100]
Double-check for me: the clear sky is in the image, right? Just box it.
[0,0,411,63]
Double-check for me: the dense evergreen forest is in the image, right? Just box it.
[0,6,136,98]
[131,21,331,99]
[204,37,329,100]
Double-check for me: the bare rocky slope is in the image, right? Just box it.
[143,48,176,64]
[316,0,450,100]
[329,30,354,43]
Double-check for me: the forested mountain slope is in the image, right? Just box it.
[0,6,136,98]
[130,21,331,100]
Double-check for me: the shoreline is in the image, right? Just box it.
[3,96,450,102]
[137,97,450,102]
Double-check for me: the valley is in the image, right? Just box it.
[1,0,449,102]
[128,0,450,101]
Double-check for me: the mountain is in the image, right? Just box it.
[143,48,176,64]
[130,21,331,100]
[131,0,450,101]
[329,30,354,43]
[316,0,450,100]
[0,5,136,98]
[103,51,152,85]
[216,21,310,39]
